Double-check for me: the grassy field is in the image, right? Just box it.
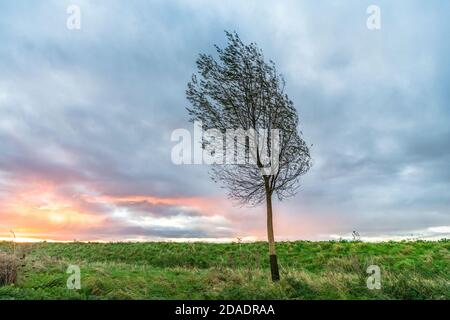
[0,240,448,300]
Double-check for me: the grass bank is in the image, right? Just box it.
[0,240,448,299]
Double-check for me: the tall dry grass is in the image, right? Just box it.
[0,252,19,286]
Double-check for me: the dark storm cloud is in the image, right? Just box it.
[77,221,222,240]
[114,201,202,218]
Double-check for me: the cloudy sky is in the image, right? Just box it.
[0,0,449,242]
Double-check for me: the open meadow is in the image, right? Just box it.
[0,240,448,300]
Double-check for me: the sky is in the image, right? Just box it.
[0,0,449,242]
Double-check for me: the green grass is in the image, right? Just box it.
[0,240,448,299]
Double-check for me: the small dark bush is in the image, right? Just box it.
[0,253,19,286]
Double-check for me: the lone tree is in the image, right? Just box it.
[186,32,312,281]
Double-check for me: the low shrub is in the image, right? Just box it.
[0,253,19,286]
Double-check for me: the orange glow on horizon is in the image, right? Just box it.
[0,180,105,238]
[0,179,320,242]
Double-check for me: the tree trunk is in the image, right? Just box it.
[265,186,280,282]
